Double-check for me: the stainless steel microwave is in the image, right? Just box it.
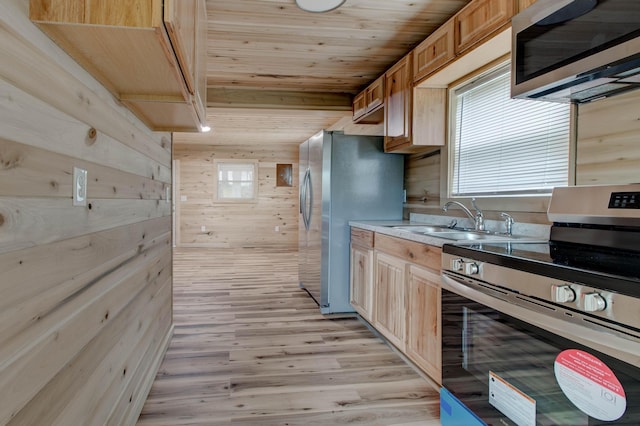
[511,0,640,103]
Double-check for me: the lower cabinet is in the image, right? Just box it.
[349,228,442,384]
[373,252,407,351]
[406,264,442,384]
[350,243,374,321]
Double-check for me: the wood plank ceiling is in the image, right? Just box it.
[178,0,471,146]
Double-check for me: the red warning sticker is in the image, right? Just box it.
[554,349,626,421]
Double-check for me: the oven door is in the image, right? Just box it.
[441,272,640,426]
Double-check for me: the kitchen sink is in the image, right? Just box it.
[425,231,520,241]
[389,224,536,242]
[392,225,453,233]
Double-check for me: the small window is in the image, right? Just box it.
[276,163,293,187]
[450,64,570,197]
[214,160,258,202]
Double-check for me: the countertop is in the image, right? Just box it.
[349,214,550,247]
[349,220,453,247]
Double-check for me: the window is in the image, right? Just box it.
[214,160,257,201]
[450,64,570,197]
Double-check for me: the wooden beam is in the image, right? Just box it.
[207,88,353,111]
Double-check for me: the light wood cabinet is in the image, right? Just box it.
[413,20,455,83]
[384,54,413,152]
[165,0,197,94]
[373,251,407,351]
[454,0,516,54]
[383,54,446,153]
[413,88,447,148]
[352,92,367,121]
[350,244,374,321]
[366,232,443,383]
[384,54,412,150]
[374,233,442,272]
[366,76,384,114]
[193,0,208,123]
[30,0,207,132]
[518,0,537,11]
[353,75,385,124]
[350,228,375,321]
[406,264,442,385]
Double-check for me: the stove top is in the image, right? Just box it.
[442,241,640,298]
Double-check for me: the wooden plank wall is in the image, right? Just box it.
[0,1,173,424]
[173,143,299,249]
[576,90,640,185]
[404,148,442,206]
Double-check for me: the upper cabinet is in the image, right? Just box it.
[352,92,367,122]
[165,0,197,94]
[413,20,455,83]
[384,54,446,153]
[30,0,207,132]
[366,76,384,116]
[454,0,516,54]
[384,54,413,152]
[352,75,384,124]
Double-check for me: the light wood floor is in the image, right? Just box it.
[137,248,441,425]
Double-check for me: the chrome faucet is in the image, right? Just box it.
[500,212,515,235]
[442,198,485,231]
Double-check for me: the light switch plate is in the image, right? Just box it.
[73,167,88,206]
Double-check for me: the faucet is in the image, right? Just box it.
[442,198,485,231]
[500,212,515,235]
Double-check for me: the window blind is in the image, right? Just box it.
[452,65,570,197]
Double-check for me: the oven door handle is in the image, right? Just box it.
[441,272,640,367]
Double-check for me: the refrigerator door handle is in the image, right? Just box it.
[306,170,313,229]
[300,169,307,215]
[301,169,310,230]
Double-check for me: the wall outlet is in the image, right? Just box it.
[73,167,88,207]
[181,195,188,202]
[165,186,171,203]
[275,225,280,232]
[201,225,206,232]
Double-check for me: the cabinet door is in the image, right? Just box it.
[352,91,367,120]
[366,75,384,112]
[406,265,442,384]
[412,88,447,147]
[454,0,516,54]
[374,252,406,350]
[384,54,412,151]
[413,19,455,83]
[164,0,197,93]
[350,244,373,321]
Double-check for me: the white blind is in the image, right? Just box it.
[452,65,570,196]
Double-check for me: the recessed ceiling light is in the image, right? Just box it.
[200,125,211,133]
[295,0,346,13]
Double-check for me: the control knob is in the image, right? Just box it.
[463,262,480,275]
[582,293,607,312]
[551,285,575,303]
[451,258,465,271]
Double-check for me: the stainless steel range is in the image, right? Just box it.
[439,185,640,426]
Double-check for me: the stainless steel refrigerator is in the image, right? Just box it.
[298,130,404,314]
